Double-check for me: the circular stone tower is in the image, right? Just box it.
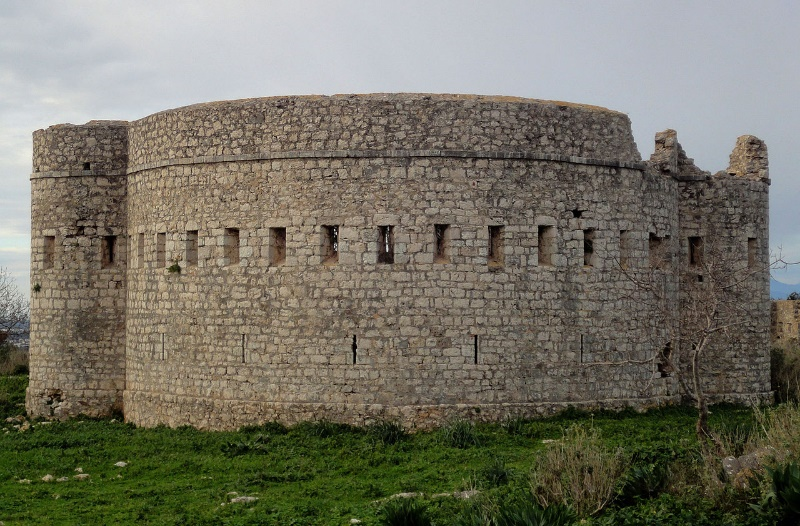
[27,121,129,418]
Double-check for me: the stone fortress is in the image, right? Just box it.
[26,94,771,430]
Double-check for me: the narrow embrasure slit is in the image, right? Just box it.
[434,224,449,263]
[378,226,394,264]
[323,225,339,264]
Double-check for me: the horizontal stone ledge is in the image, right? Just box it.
[30,169,128,180]
[126,149,647,174]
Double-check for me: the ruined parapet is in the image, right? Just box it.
[648,129,708,180]
[727,135,769,182]
[27,121,129,419]
[663,130,771,399]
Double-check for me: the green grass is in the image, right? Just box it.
[0,375,776,525]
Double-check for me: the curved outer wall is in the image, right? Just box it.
[26,95,771,429]
[123,95,677,429]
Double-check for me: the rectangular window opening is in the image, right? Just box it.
[241,334,246,364]
[488,225,504,267]
[270,227,287,265]
[186,230,198,266]
[658,342,672,378]
[689,236,704,267]
[537,225,555,266]
[434,224,449,263]
[583,229,595,267]
[619,230,632,269]
[648,233,663,268]
[137,233,145,268]
[378,225,394,264]
[352,335,358,365]
[43,236,55,270]
[102,235,117,268]
[323,225,339,264]
[156,233,166,268]
[224,228,240,266]
[83,161,91,171]
[473,335,479,365]
[748,237,757,269]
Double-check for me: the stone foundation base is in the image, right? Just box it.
[26,386,123,420]
[122,390,727,431]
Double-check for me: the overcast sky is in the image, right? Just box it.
[1,1,798,295]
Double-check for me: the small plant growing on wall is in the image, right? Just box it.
[167,261,181,274]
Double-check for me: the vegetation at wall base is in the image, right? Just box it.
[0,374,797,525]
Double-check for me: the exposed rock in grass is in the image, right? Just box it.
[229,496,258,504]
[114,461,127,467]
[74,474,90,481]
[41,474,54,482]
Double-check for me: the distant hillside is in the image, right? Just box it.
[771,278,800,299]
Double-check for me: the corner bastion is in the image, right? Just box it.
[27,94,771,429]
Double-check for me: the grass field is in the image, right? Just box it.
[0,374,792,525]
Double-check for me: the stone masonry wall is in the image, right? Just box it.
[653,130,771,400]
[27,122,128,418]
[27,95,772,429]
[127,94,641,169]
[123,156,679,429]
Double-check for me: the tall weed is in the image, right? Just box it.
[530,424,625,517]
[441,418,479,449]
[380,498,431,526]
[753,403,800,462]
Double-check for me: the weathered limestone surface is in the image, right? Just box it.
[27,94,771,429]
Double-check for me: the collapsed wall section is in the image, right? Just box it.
[27,122,129,418]
[651,130,771,401]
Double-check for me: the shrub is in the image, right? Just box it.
[501,415,527,436]
[617,463,668,504]
[530,424,626,517]
[753,403,800,462]
[495,500,576,526]
[221,433,270,456]
[367,419,407,445]
[456,498,575,526]
[239,421,288,435]
[293,419,358,439]
[380,498,431,526]
[441,418,479,449]
[480,457,512,488]
[758,462,800,524]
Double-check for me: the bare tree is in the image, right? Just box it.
[0,267,28,346]
[616,239,780,449]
